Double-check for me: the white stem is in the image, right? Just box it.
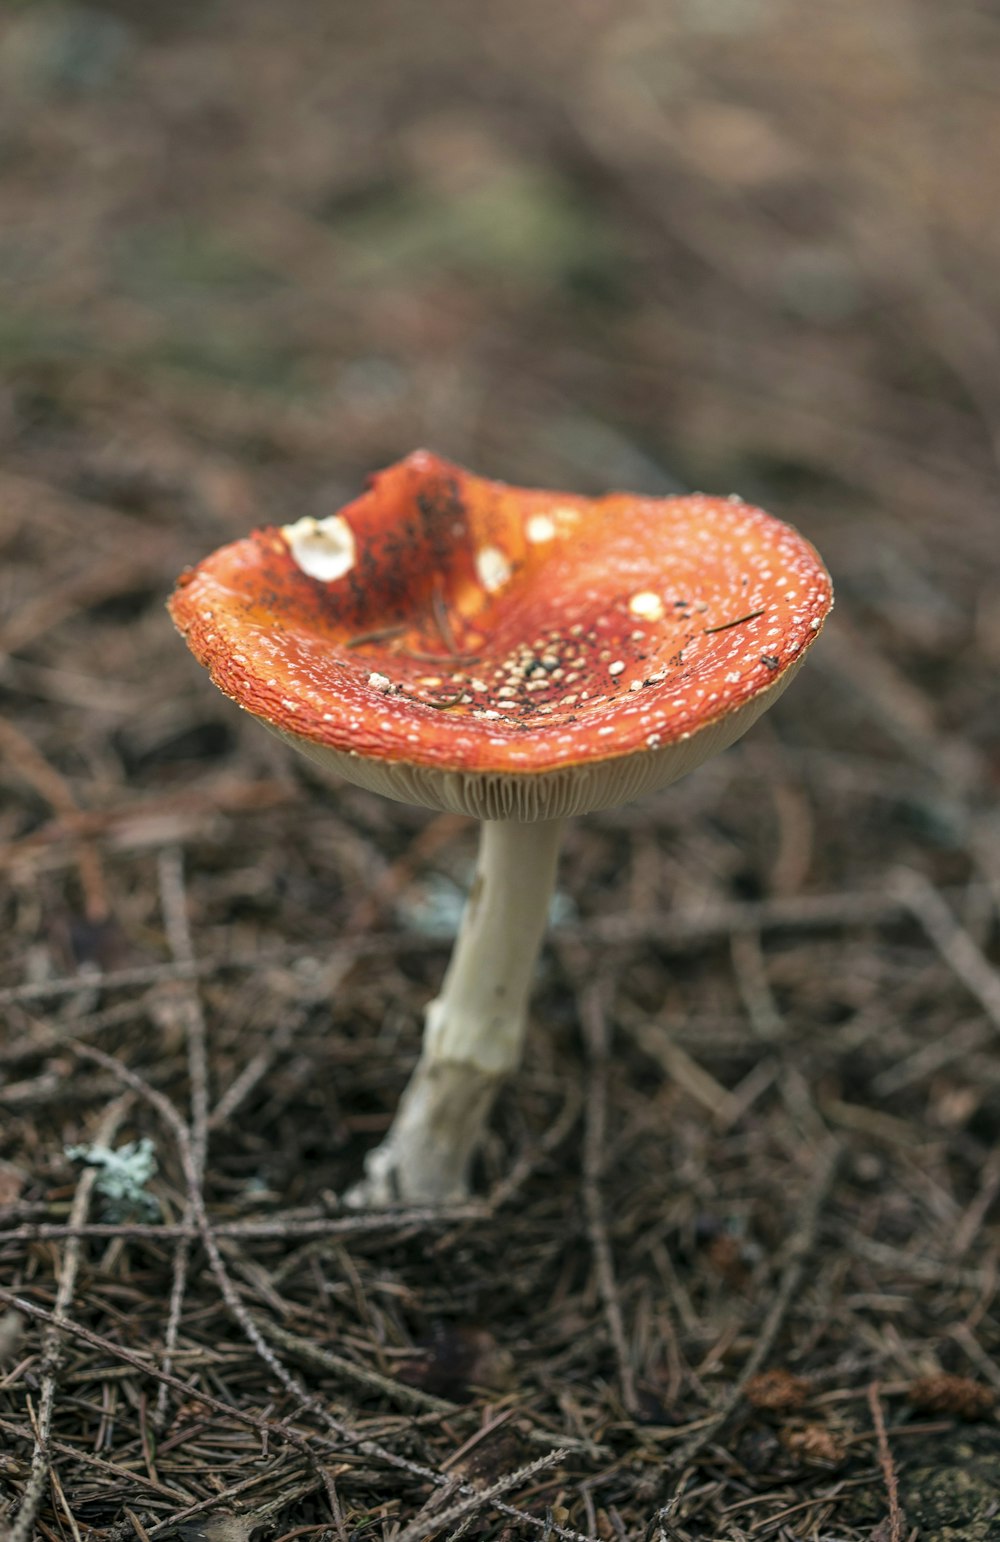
[346,817,566,1205]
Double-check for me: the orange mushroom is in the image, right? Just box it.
[169,450,832,1203]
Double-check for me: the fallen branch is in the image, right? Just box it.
[5,879,994,1009]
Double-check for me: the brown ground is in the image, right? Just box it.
[2,1,1000,1538]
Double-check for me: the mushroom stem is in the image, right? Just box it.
[347,816,566,1205]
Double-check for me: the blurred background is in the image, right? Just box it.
[2,0,999,529]
[2,1,1000,1536]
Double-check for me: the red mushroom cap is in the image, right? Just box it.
[168,451,832,819]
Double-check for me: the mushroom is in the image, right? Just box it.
[168,450,832,1204]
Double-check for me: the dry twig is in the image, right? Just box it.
[2,1096,132,1542]
[891,867,1000,1034]
[154,847,210,1426]
[580,982,641,1418]
[866,1382,904,1542]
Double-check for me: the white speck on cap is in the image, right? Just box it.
[368,672,393,693]
[475,545,512,593]
[526,514,557,543]
[628,591,665,621]
[281,515,356,582]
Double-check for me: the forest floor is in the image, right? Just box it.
[2,1,1000,1538]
